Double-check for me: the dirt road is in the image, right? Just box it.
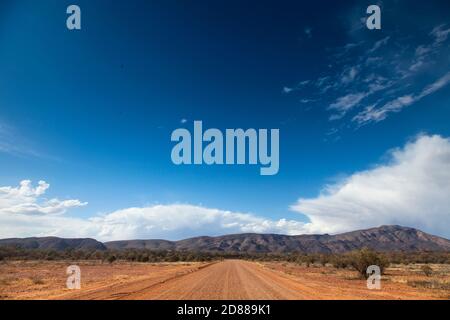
[58,260,443,300]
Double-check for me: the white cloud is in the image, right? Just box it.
[86,205,306,241]
[334,42,363,59]
[2,136,450,240]
[0,181,307,241]
[0,202,307,241]
[291,135,450,238]
[328,92,367,119]
[415,45,432,59]
[354,95,414,123]
[367,36,390,54]
[288,23,450,129]
[282,80,310,94]
[300,98,317,104]
[340,66,359,84]
[0,180,89,238]
[354,72,450,125]
[0,180,87,216]
[282,87,293,94]
[431,24,450,45]
[418,71,450,98]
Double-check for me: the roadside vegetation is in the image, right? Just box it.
[0,246,449,271]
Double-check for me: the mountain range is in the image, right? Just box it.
[1,225,450,253]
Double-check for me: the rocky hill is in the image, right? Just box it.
[2,226,449,253]
[0,237,106,251]
[104,225,450,253]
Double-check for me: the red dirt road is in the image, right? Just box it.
[59,260,443,300]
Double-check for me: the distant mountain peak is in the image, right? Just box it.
[1,225,449,254]
[104,225,450,254]
[0,237,106,251]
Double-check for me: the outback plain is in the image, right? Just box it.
[1,226,450,300]
[1,259,449,300]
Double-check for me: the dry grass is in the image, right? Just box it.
[0,260,205,300]
[1,260,449,300]
[262,261,450,299]
[386,263,450,294]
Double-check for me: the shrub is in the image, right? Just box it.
[45,251,58,261]
[304,255,315,267]
[31,277,45,285]
[332,255,350,269]
[421,265,433,277]
[348,248,389,279]
[318,254,330,266]
[107,255,117,264]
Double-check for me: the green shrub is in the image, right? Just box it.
[421,265,433,277]
[107,255,117,264]
[348,248,389,279]
[332,255,350,269]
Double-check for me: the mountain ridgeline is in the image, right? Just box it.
[1,226,450,254]
[0,237,106,251]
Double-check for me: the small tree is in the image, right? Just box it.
[107,255,117,264]
[332,255,350,269]
[421,265,433,277]
[348,248,389,279]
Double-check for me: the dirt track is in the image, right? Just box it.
[57,260,444,300]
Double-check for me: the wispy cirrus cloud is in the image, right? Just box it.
[0,121,46,158]
[284,19,450,133]
[328,92,367,120]
[367,36,390,54]
[431,24,450,44]
[354,71,450,125]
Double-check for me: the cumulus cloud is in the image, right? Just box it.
[0,202,307,241]
[87,205,306,241]
[0,180,89,238]
[291,135,450,238]
[0,181,306,241]
[2,135,450,240]
[0,180,87,216]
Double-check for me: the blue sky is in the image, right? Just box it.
[1,0,450,240]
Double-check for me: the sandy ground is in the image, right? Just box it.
[0,260,449,300]
[0,260,209,300]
